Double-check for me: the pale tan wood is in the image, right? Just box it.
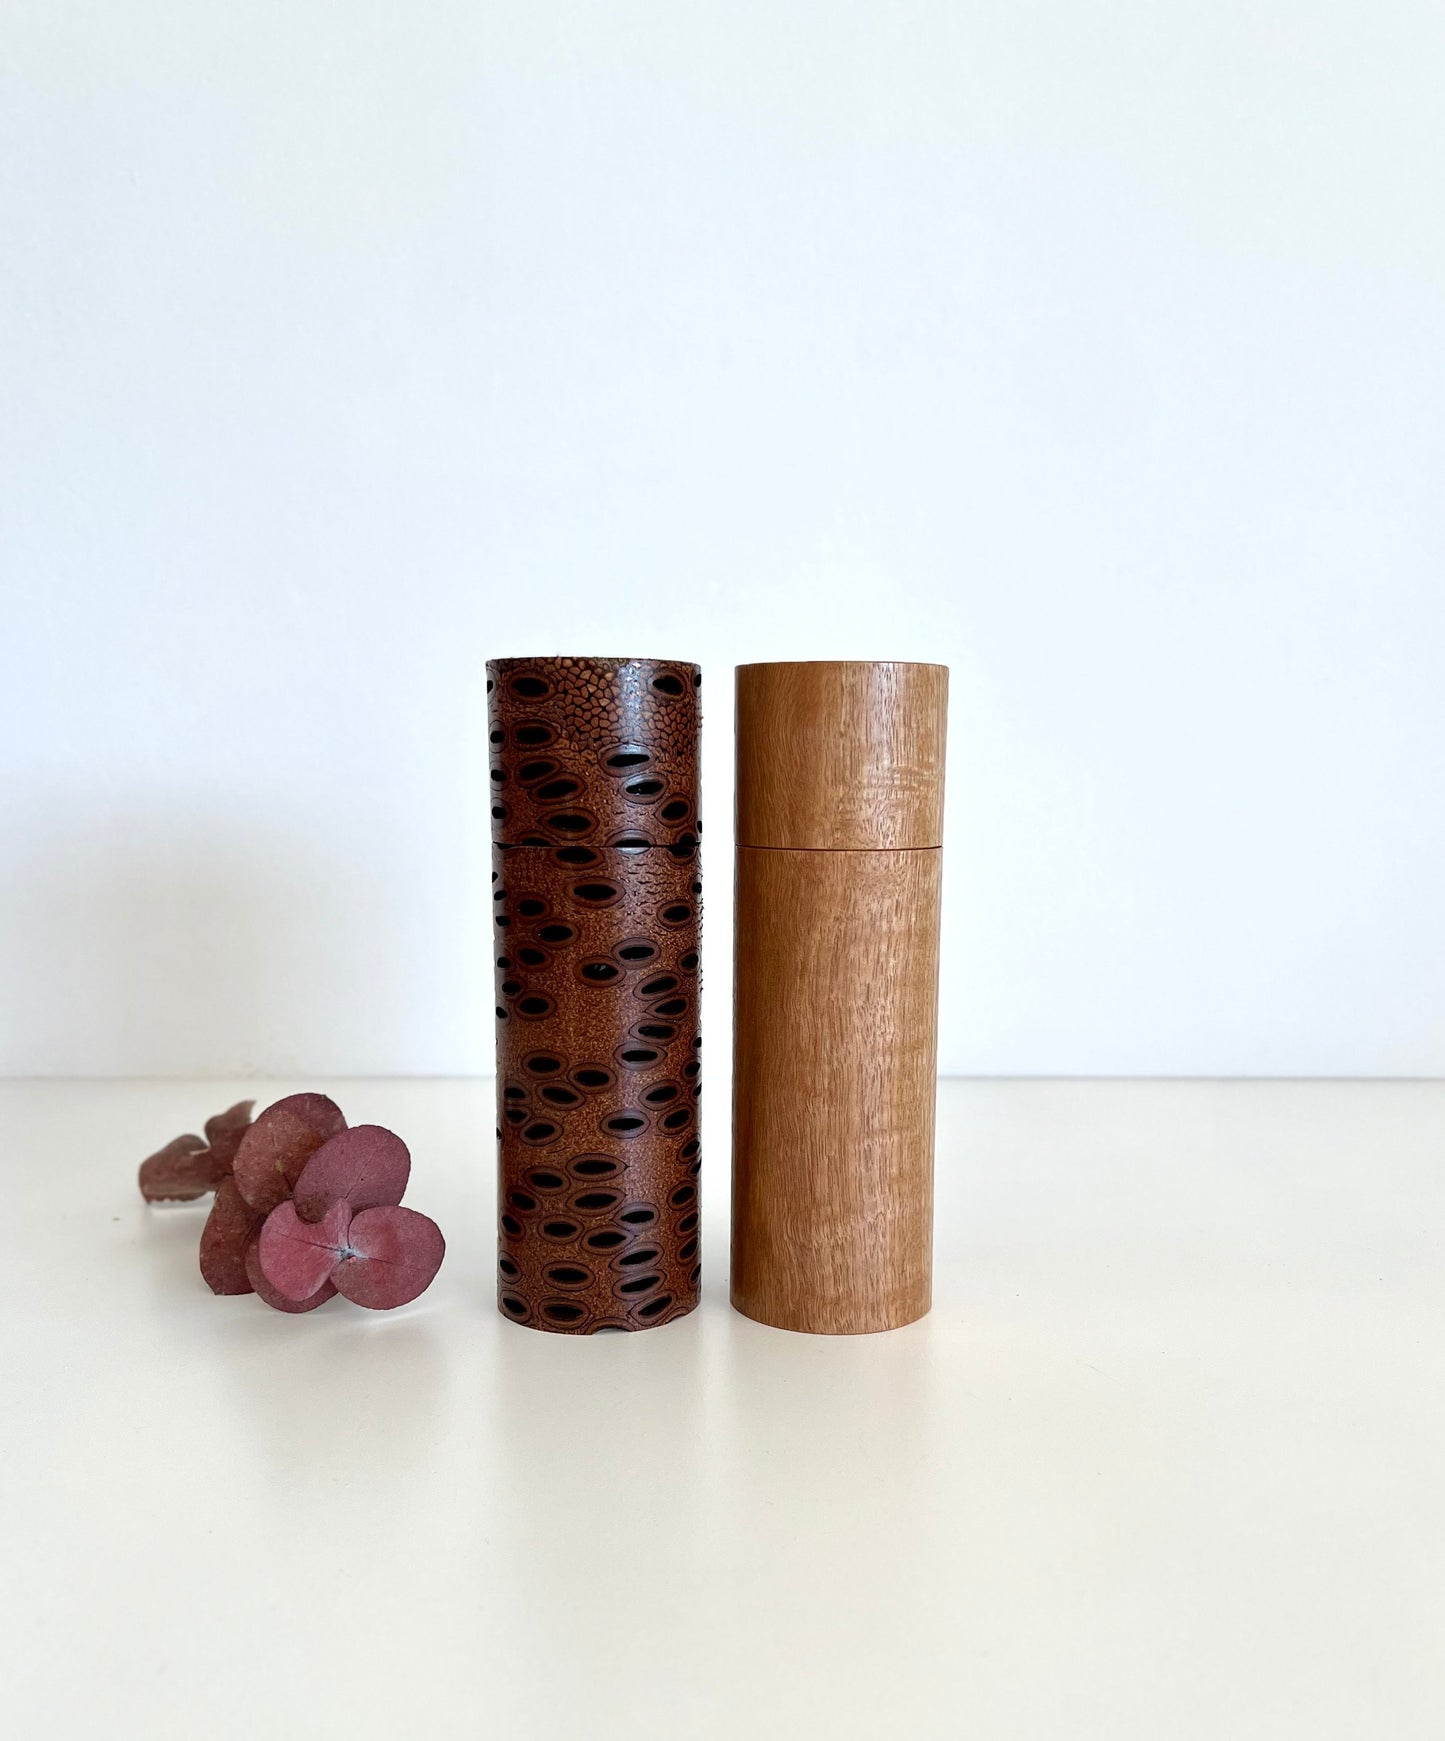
[731,844,942,1334]
[736,661,948,849]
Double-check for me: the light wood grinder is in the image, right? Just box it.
[731,661,948,1334]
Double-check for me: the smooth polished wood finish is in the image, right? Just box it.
[731,844,942,1334]
[736,661,948,849]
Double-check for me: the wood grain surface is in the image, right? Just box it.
[731,844,942,1334]
[735,661,948,849]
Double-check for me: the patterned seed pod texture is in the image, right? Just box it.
[488,658,701,1333]
[488,655,700,852]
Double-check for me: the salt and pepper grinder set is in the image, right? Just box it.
[489,656,947,1337]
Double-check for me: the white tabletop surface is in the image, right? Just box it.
[2,1077,1442,1739]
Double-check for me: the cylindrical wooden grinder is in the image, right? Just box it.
[731,661,947,1334]
[488,656,702,1333]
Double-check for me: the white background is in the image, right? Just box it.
[7,1076,1443,1739]
[3,1,1444,1079]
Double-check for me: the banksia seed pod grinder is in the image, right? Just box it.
[488,657,702,1333]
[731,661,947,1334]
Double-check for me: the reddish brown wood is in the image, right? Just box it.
[489,656,701,851]
[731,660,947,1335]
[489,658,701,1333]
[736,661,947,849]
[731,845,941,1334]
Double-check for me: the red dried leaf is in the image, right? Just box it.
[266,1093,347,1143]
[139,1133,223,1203]
[202,1099,255,1173]
[334,1207,445,1311]
[232,1104,334,1213]
[199,1180,264,1295]
[292,1125,410,1224]
[244,1236,336,1314]
[257,1200,445,1311]
[256,1200,351,1303]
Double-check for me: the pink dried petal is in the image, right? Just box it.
[139,1133,224,1203]
[244,1236,336,1314]
[256,1200,352,1303]
[292,1125,410,1224]
[199,1180,264,1295]
[333,1206,445,1311]
[202,1099,255,1173]
[232,1106,331,1213]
